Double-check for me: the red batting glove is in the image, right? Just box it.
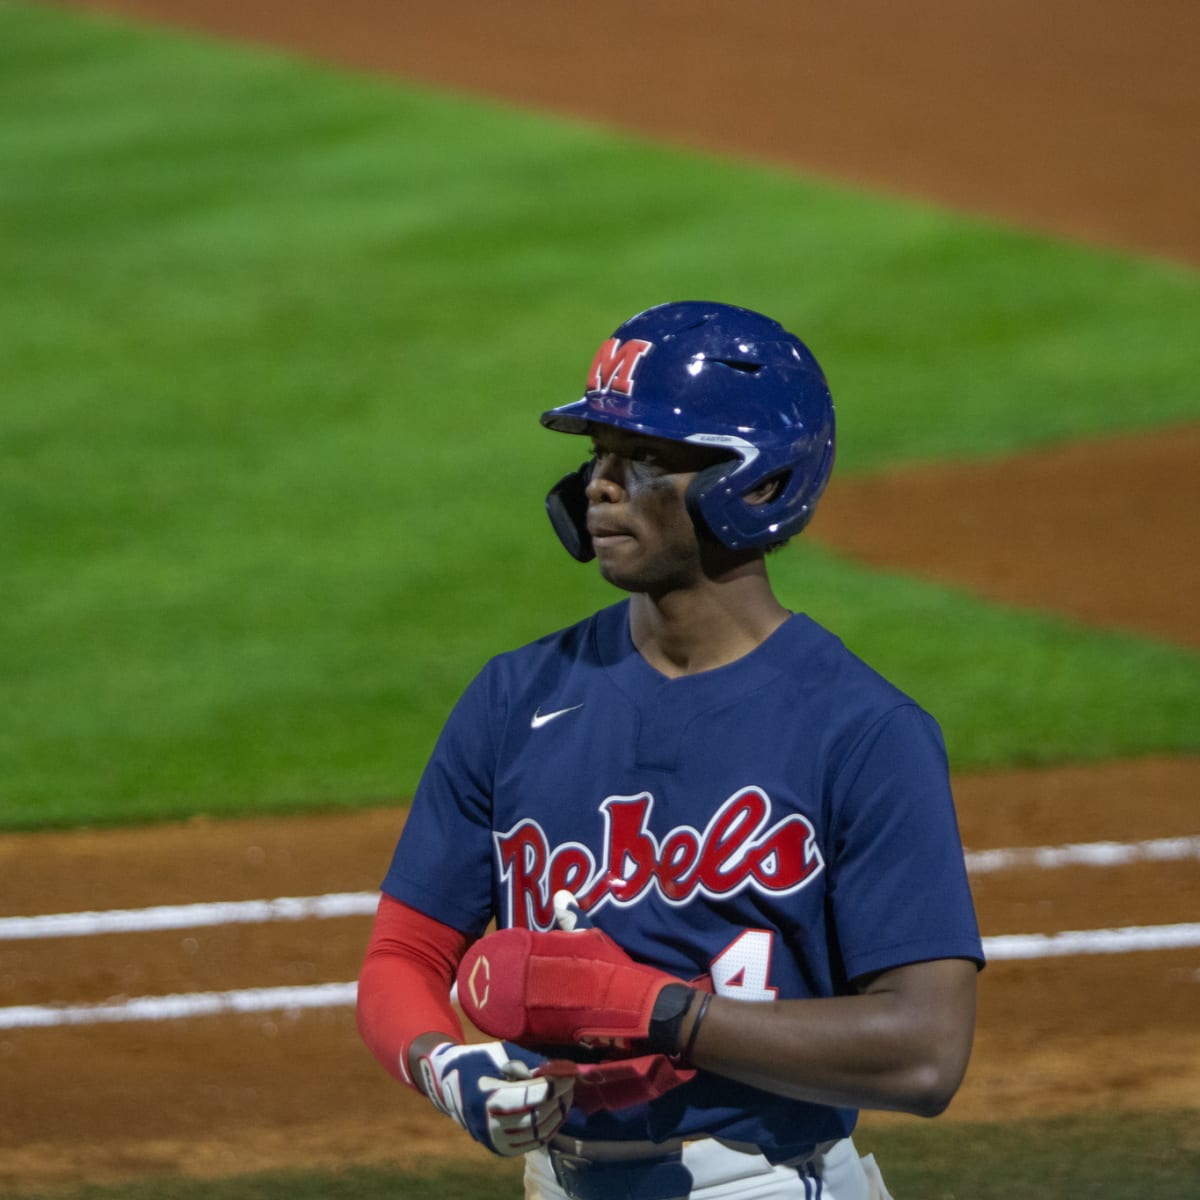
[534,1054,696,1114]
[457,927,684,1050]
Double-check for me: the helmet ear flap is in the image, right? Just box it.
[686,462,804,550]
[546,460,596,562]
[684,461,734,544]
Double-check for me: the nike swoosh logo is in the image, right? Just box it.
[531,704,584,729]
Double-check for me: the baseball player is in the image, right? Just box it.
[358,301,984,1199]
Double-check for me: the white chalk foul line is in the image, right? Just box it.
[0,835,1196,1030]
[3,836,1197,944]
[0,982,357,1030]
[983,921,1200,961]
[0,891,380,941]
[2,923,1198,1031]
[964,835,1200,874]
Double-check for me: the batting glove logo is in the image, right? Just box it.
[467,952,491,1010]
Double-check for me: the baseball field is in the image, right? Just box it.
[2,2,1198,1196]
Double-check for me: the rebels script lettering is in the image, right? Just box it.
[495,788,824,929]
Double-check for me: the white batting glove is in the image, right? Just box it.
[416,1040,574,1156]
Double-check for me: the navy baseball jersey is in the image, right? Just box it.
[383,600,983,1161]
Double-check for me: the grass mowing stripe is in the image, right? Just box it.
[0,1162,524,1200]
[774,544,1200,770]
[2,2,1198,827]
[0,1112,1194,1198]
[861,1110,1200,1199]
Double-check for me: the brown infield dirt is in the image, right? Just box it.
[5,1,1198,1190]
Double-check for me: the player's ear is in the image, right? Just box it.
[745,471,788,507]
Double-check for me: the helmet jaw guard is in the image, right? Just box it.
[542,301,835,556]
[546,460,596,562]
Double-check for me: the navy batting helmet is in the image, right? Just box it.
[540,301,835,561]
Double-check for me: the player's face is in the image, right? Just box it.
[584,428,732,596]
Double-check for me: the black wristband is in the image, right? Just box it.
[680,991,713,1064]
[647,983,696,1054]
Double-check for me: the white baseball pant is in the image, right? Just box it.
[525,1134,893,1200]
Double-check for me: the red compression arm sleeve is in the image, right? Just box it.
[356,894,470,1087]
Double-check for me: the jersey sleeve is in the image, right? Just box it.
[381,662,502,937]
[826,704,984,983]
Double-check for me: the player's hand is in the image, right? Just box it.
[416,1040,573,1156]
[456,924,694,1053]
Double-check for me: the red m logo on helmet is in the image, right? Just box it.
[588,337,653,396]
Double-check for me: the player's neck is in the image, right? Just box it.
[628,568,790,678]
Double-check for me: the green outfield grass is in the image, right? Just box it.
[4,1110,1198,1200]
[2,1,1198,829]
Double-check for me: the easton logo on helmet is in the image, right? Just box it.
[494,788,825,930]
[587,337,653,397]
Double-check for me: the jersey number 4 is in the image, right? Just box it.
[710,930,778,1001]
